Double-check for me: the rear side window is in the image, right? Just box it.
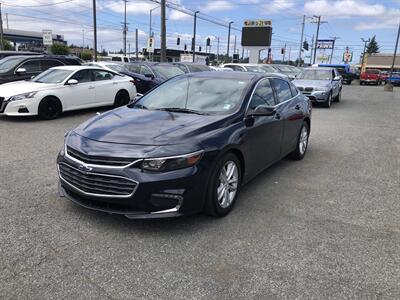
[41,59,64,71]
[249,79,275,109]
[93,70,114,81]
[126,64,140,74]
[271,78,293,103]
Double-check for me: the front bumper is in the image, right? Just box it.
[57,149,211,219]
[302,91,330,103]
[0,97,40,116]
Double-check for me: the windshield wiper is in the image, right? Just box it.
[156,107,207,115]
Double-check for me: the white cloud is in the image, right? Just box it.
[203,0,235,12]
[105,1,158,15]
[354,9,400,30]
[304,0,386,17]
[169,9,192,21]
[261,0,295,14]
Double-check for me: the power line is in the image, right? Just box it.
[3,0,76,8]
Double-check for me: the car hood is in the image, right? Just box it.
[0,81,58,97]
[292,79,331,88]
[73,106,228,146]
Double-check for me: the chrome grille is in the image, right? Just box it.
[67,146,137,167]
[59,163,138,197]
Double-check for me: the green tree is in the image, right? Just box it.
[50,43,70,55]
[366,35,379,54]
[2,39,13,50]
[80,50,93,61]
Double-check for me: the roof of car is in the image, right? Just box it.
[51,65,102,71]
[1,55,79,60]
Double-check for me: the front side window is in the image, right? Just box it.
[70,69,93,83]
[93,70,114,81]
[271,78,293,103]
[249,79,275,110]
[140,66,153,76]
[19,60,41,73]
[136,76,251,114]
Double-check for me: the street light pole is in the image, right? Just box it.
[192,11,200,62]
[385,22,400,92]
[360,38,370,73]
[160,0,166,62]
[92,0,97,61]
[298,15,305,66]
[227,21,233,63]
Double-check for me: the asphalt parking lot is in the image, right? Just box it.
[1,84,399,299]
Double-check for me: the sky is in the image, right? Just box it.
[3,0,400,64]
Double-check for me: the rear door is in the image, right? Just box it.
[92,69,119,105]
[242,78,283,175]
[271,78,304,155]
[15,59,42,80]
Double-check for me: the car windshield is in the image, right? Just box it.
[32,68,74,83]
[135,76,250,114]
[245,65,267,73]
[297,69,332,80]
[0,56,24,71]
[152,65,184,78]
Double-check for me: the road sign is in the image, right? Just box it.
[343,51,353,62]
[147,37,155,53]
[42,30,53,46]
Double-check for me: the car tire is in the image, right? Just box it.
[38,96,62,120]
[203,152,241,217]
[323,92,332,108]
[334,90,341,102]
[360,81,364,85]
[114,90,130,107]
[289,121,310,160]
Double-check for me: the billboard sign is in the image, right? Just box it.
[316,39,334,49]
[42,30,53,46]
[241,20,272,47]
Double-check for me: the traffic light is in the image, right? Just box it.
[177,37,180,45]
[303,41,309,51]
[281,48,285,55]
[206,37,210,46]
[184,44,187,50]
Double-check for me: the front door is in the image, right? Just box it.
[242,78,283,176]
[64,69,95,110]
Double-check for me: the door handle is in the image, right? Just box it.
[88,86,95,89]
[295,104,301,110]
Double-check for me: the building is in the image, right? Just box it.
[356,53,400,71]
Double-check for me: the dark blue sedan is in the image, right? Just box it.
[57,72,312,218]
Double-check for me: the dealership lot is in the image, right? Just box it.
[1,84,399,298]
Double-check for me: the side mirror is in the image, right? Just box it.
[144,73,154,79]
[66,79,78,85]
[16,68,27,75]
[333,76,341,81]
[249,105,276,117]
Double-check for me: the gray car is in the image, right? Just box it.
[292,67,342,108]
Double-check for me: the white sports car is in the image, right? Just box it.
[0,65,137,119]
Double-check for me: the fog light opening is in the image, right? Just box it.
[18,106,29,113]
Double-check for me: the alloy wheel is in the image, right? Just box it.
[217,161,239,209]
[299,125,308,155]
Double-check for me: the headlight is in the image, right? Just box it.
[141,151,203,172]
[8,91,37,102]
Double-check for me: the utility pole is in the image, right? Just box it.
[123,0,128,55]
[311,16,327,64]
[360,38,370,73]
[217,36,220,61]
[192,11,199,62]
[329,36,340,64]
[288,47,291,63]
[160,0,166,62]
[282,43,286,63]
[82,29,85,48]
[385,22,400,92]
[128,43,131,58]
[0,3,4,51]
[92,0,97,61]
[298,15,306,66]
[310,34,314,65]
[5,13,8,29]
[135,28,139,60]
[227,21,233,62]
[234,35,237,57]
